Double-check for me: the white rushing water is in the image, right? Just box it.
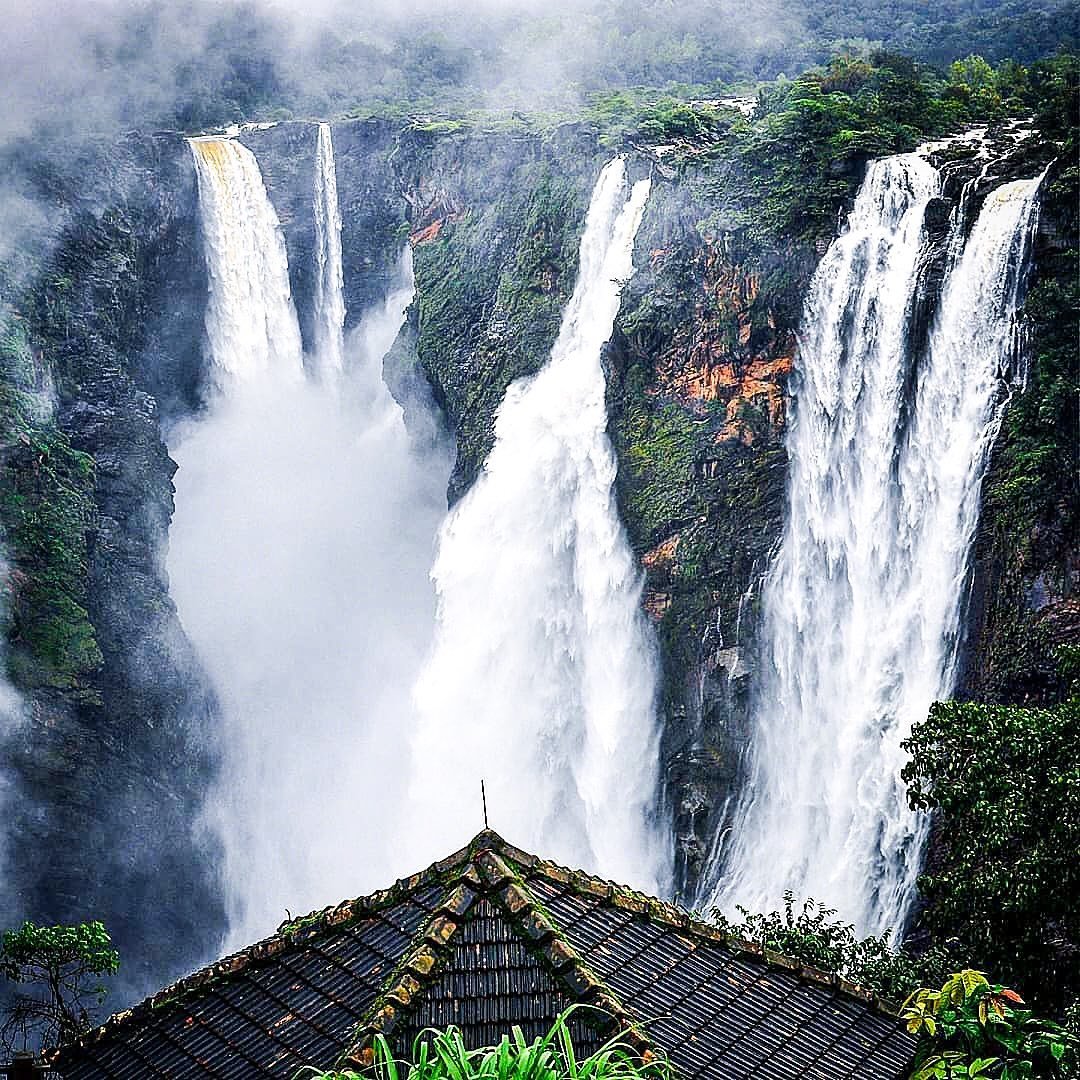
[188,138,304,390]
[175,135,450,945]
[703,156,1043,934]
[406,158,671,895]
[312,122,346,376]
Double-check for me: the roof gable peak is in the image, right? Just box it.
[338,841,654,1070]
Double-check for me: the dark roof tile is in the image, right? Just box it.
[52,830,915,1080]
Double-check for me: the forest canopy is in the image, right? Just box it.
[6,0,1078,138]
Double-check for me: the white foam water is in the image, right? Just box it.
[177,135,449,946]
[703,157,1043,935]
[405,158,671,895]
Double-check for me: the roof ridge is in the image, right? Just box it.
[50,828,902,1068]
[339,844,662,1070]
[50,833,500,1064]
[338,864,484,1068]
[474,848,660,1061]
[520,854,902,1018]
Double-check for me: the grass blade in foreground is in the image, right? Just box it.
[295,1007,672,1080]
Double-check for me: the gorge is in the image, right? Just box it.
[174,133,452,949]
[0,49,1075,1019]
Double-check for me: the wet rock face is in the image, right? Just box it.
[241,120,411,351]
[391,123,609,501]
[240,122,321,355]
[957,146,1079,708]
[607,180,811,899]
[0,133,225,1001]
[333,120,414,325]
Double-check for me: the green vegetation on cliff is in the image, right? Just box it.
[408,139,598,493]
[0,311,101,691]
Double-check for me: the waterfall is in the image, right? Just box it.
[188,138,304,390]
[703,157,1043,934]
[175,134,450,946]
[312,122,346,376]
[406,158,671,895]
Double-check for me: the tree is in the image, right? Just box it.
[947,54,1005,115]
[0,920,119,1053]
[902,694,1080,1010]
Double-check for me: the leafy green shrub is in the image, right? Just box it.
[902,970,1076,1079]
[1064,1002,1080,1079]
[712,892,953,1003]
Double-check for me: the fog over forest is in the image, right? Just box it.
[5,0,1077,141]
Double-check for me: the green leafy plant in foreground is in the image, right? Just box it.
[297,1006,672,1079]
[902,970,1076,1079]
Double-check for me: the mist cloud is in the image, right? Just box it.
[167,254,454,943]
[0,0,803,150]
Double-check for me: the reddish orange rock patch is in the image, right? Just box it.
[715,355,794,444]
[642,534,681,570]
[410,218,446,246]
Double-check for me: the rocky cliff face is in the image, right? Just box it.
[0,134,225,998]
[243,119,409,344]
[391,123,610,500]
[957,148,1078,706]
[607,163,811,896]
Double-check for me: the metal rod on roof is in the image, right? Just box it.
[481,779,489,829]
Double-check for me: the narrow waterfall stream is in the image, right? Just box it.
[312,122,346,376]
[407,158,671,894]
[174,134,450,946]
[703,155,1044,934]
[0,563,26,926]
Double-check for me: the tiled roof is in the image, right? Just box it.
[51,831,916,1079]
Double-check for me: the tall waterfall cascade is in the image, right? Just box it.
[312,122,347,375]
[175,133,450,946]
[407,158,671,895]
[188,138,304,390]
[702,152,1044,935]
